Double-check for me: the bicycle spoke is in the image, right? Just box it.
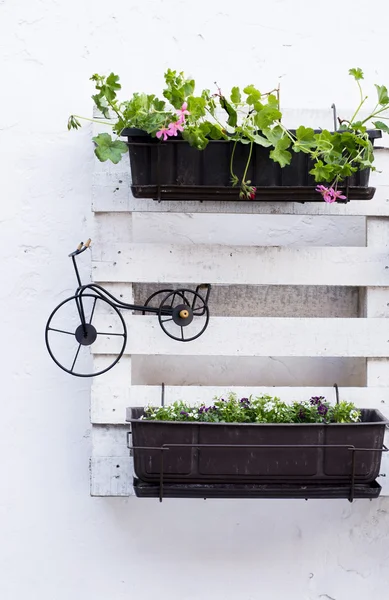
[70,344,82,372]
[170,292,177,308]
[181,326,184,340]
[181,292,188,306]
[89,297,97,324]
[96,331,125,337]
[161,318,173,323]
[48,327,75,336]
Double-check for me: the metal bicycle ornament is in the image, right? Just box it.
[45,240,211,377]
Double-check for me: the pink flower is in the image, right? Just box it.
[177,102,190,123]
[156,126,172,141]
[330,189,347,201]
[315,185,347,203]
[168,120,184,136]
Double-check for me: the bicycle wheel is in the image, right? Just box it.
[157,288,210,342]
[45,294,127,377]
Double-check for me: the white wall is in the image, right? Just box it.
[2,1,389,598]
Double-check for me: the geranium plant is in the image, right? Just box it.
[69,67,389,201]
[141,392,361,424]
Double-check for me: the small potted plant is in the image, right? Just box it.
[127,393,387,494]
[69,68,388,203]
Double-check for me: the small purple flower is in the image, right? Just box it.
[298,407,306,420]
[240,397,250,404]
[317,404,328,416]
[180,410,188,416]
[310,396,325,406]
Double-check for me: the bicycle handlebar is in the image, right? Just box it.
[69,239,92,257]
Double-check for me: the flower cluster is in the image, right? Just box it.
[156,102,190,141]
[239,182,257,200]
[315,185,347,203]
[142,393,362,424]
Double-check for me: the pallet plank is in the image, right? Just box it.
[92,244,389,286]
[91,316,389,357]
[91,384,389,424]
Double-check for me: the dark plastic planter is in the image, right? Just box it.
[128,407,388,485]
[121,128,382,202]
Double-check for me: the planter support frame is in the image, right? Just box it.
[126,435,388,502]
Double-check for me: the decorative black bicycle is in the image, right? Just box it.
[45,240,211,377]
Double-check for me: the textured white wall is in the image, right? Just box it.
[2,1,389,599]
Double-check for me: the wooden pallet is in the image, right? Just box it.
[89,124,389,497]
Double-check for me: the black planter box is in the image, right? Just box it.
[129,407,387,485]
[122,128,382,202]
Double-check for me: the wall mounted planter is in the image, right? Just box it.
[123,129,382,203]
[128,407,388,500]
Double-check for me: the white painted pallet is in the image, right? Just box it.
[90,125,389,498]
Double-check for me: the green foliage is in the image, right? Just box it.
[375,84,389,106]
[92,133,128,163]
[270,136,292,167]
[349,67,364,81]
[69,67,389,199]
[142,393,361,424]
[163,69,195,108]
[374,120,389,134]
[67,115,81,130]
[230,86,241,104]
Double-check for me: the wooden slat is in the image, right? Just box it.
[90,425,133,496]
[91,384,389,424]
[92,244,389,286]
[91,316,389,357]
[365,217,389,495]
[93,183,389,216]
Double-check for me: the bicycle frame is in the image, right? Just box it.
[70,241,211,329]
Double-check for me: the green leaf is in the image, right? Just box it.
[254,105,282,130]
[67,115,81,130]
[92,93,110,118]
[267,94,279,106]
[92,133,128,164]
[104,73,121,100]
[187,96,206,119]
[263,125,284,145]
[182,127,209,150]
[374,120,389,134]
[219,96,237,127]
[208,124,224,140]
[349,67,364,81]
[253,133,272,147]
[243,84,261,105]
[293,125,316,153]
[230,86,241,104]
[269,136,292,167]
[309,160,334,182]
[375,84,389,106]
[163,69,195,108]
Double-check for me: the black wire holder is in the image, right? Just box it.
[127,439,388,503]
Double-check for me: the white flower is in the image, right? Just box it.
[264,401,274,412]
[350,410,360,422]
